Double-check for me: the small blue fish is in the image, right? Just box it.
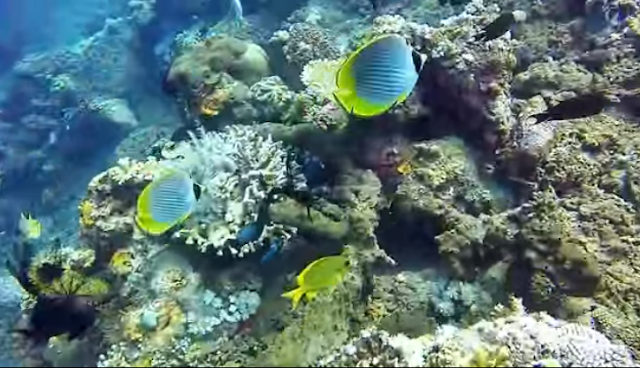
[260,238,283,264]
[236,221,265,246]
[235,197,270,246]
[300,154,328,188]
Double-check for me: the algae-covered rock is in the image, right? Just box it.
[269,198,350,242]
[393,138,507,276]
[512,61,596,98]
[250,276,364,367]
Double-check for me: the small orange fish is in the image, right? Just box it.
[397,160,413,175]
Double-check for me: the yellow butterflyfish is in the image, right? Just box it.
[19,212,42,239]
[333,34,426,118]
[135,170,201,236]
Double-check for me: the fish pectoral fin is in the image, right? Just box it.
[282,287,305,310]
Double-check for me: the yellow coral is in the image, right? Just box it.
[51,270,110,296]
[30,265,109,297]
[28,247,97,292]
[79,199,95,227]
[131,357,153,367]
[366,300,388,322]
[301,59,344,102]
[464,346,511,367]
[110,249,135,275]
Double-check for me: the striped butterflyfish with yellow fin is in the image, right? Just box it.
[333,34,426,118]
[135,170,201,235]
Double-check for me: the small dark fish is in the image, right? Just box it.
[300,154,328,189]
[531,93,613,123]
[475,11,527,42]
[260,238,283,264]
[236,221,265,246]
[235,196,270,246]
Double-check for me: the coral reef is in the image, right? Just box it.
[82,125,301,258]
[166,35,270,122]
[10,0,640,366]
[370,268,506,336]
[317,300,637,367]
[270,23,342,69]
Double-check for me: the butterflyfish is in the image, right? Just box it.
[19,212,42,240]
[135,170,200,236]
[333,34,426,118]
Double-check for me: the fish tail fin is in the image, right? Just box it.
[282,287,305,310]
[530,112,550,124]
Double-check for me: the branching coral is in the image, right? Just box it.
[161,125,299,255]
[371,269,505,336]
[83,125,300,258]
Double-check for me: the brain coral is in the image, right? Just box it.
[167,35,270,91]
